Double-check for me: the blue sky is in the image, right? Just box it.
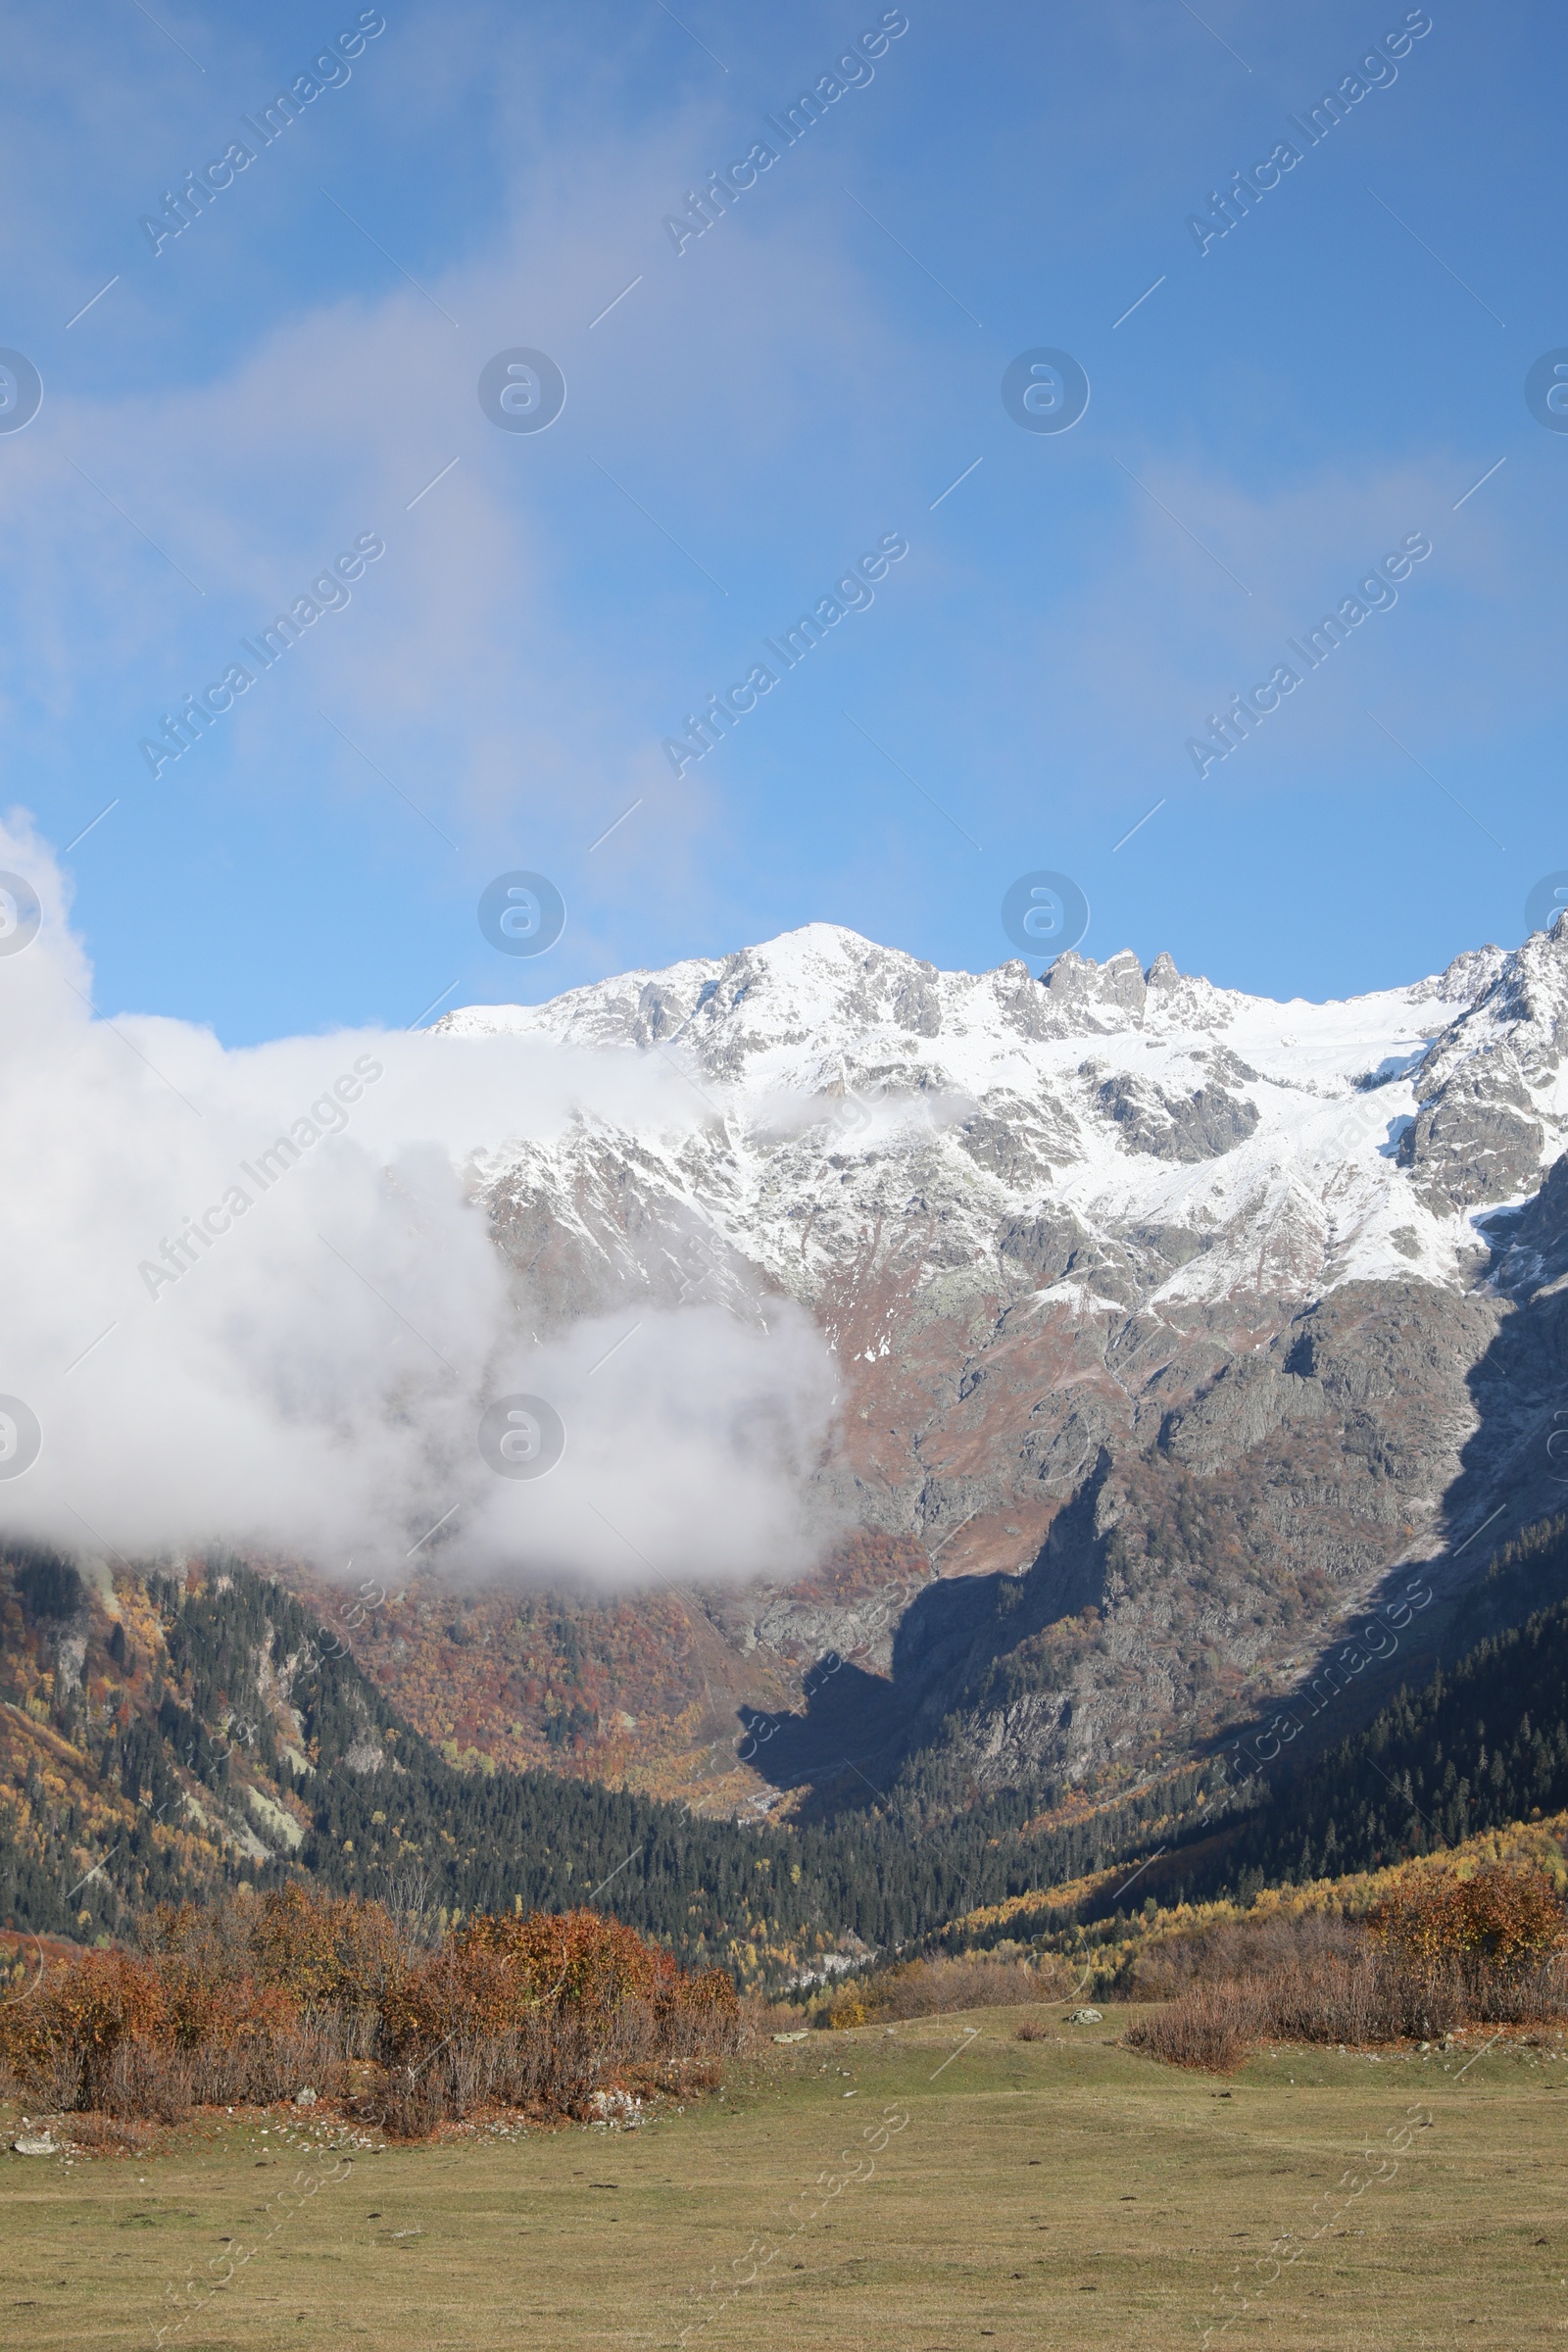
[2,0,1563,1043]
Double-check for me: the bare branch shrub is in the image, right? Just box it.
[1126,1865,1568,2072]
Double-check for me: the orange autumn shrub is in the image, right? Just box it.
[453,1906,693,2019]
[1369,1862,1567,1973]
[244,1882,407,2008]
[139,1899,299,2050]
[6,1946,170,2108]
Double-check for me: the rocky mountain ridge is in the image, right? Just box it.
[370,916,1568,1810]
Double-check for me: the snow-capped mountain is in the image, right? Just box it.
[414,918,1568,1803]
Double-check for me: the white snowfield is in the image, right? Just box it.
[436,918,1567,1318]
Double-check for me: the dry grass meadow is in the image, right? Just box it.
[3,2001,1566,2350]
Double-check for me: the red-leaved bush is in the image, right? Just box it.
[0,1886,741,2133]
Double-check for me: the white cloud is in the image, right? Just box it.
[0,814,841,1585]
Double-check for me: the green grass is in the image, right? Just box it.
[4,2005,1566,2349]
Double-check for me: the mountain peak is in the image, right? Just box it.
[436,926,1244,1067]
[435,919,1528,1097]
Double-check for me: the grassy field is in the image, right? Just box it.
[3,2004,1565,2350]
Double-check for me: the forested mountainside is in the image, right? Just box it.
[0,1549,1238,1988]
[8,1523,1568,1986]
[1211,1520,1568,1889]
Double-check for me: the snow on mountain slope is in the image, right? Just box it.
[437,920,1524,1317]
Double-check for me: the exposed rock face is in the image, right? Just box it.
[1159,1349,1328,1476]
[1040,946,1244,1037]
[1398,1063,1544,1211]
[1043,948,1152,1032]
[1093,1072,1260,1161]
[1398,918,1568,1210]
[1485,1152,1568,1297]
[387,917,1568,1808]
